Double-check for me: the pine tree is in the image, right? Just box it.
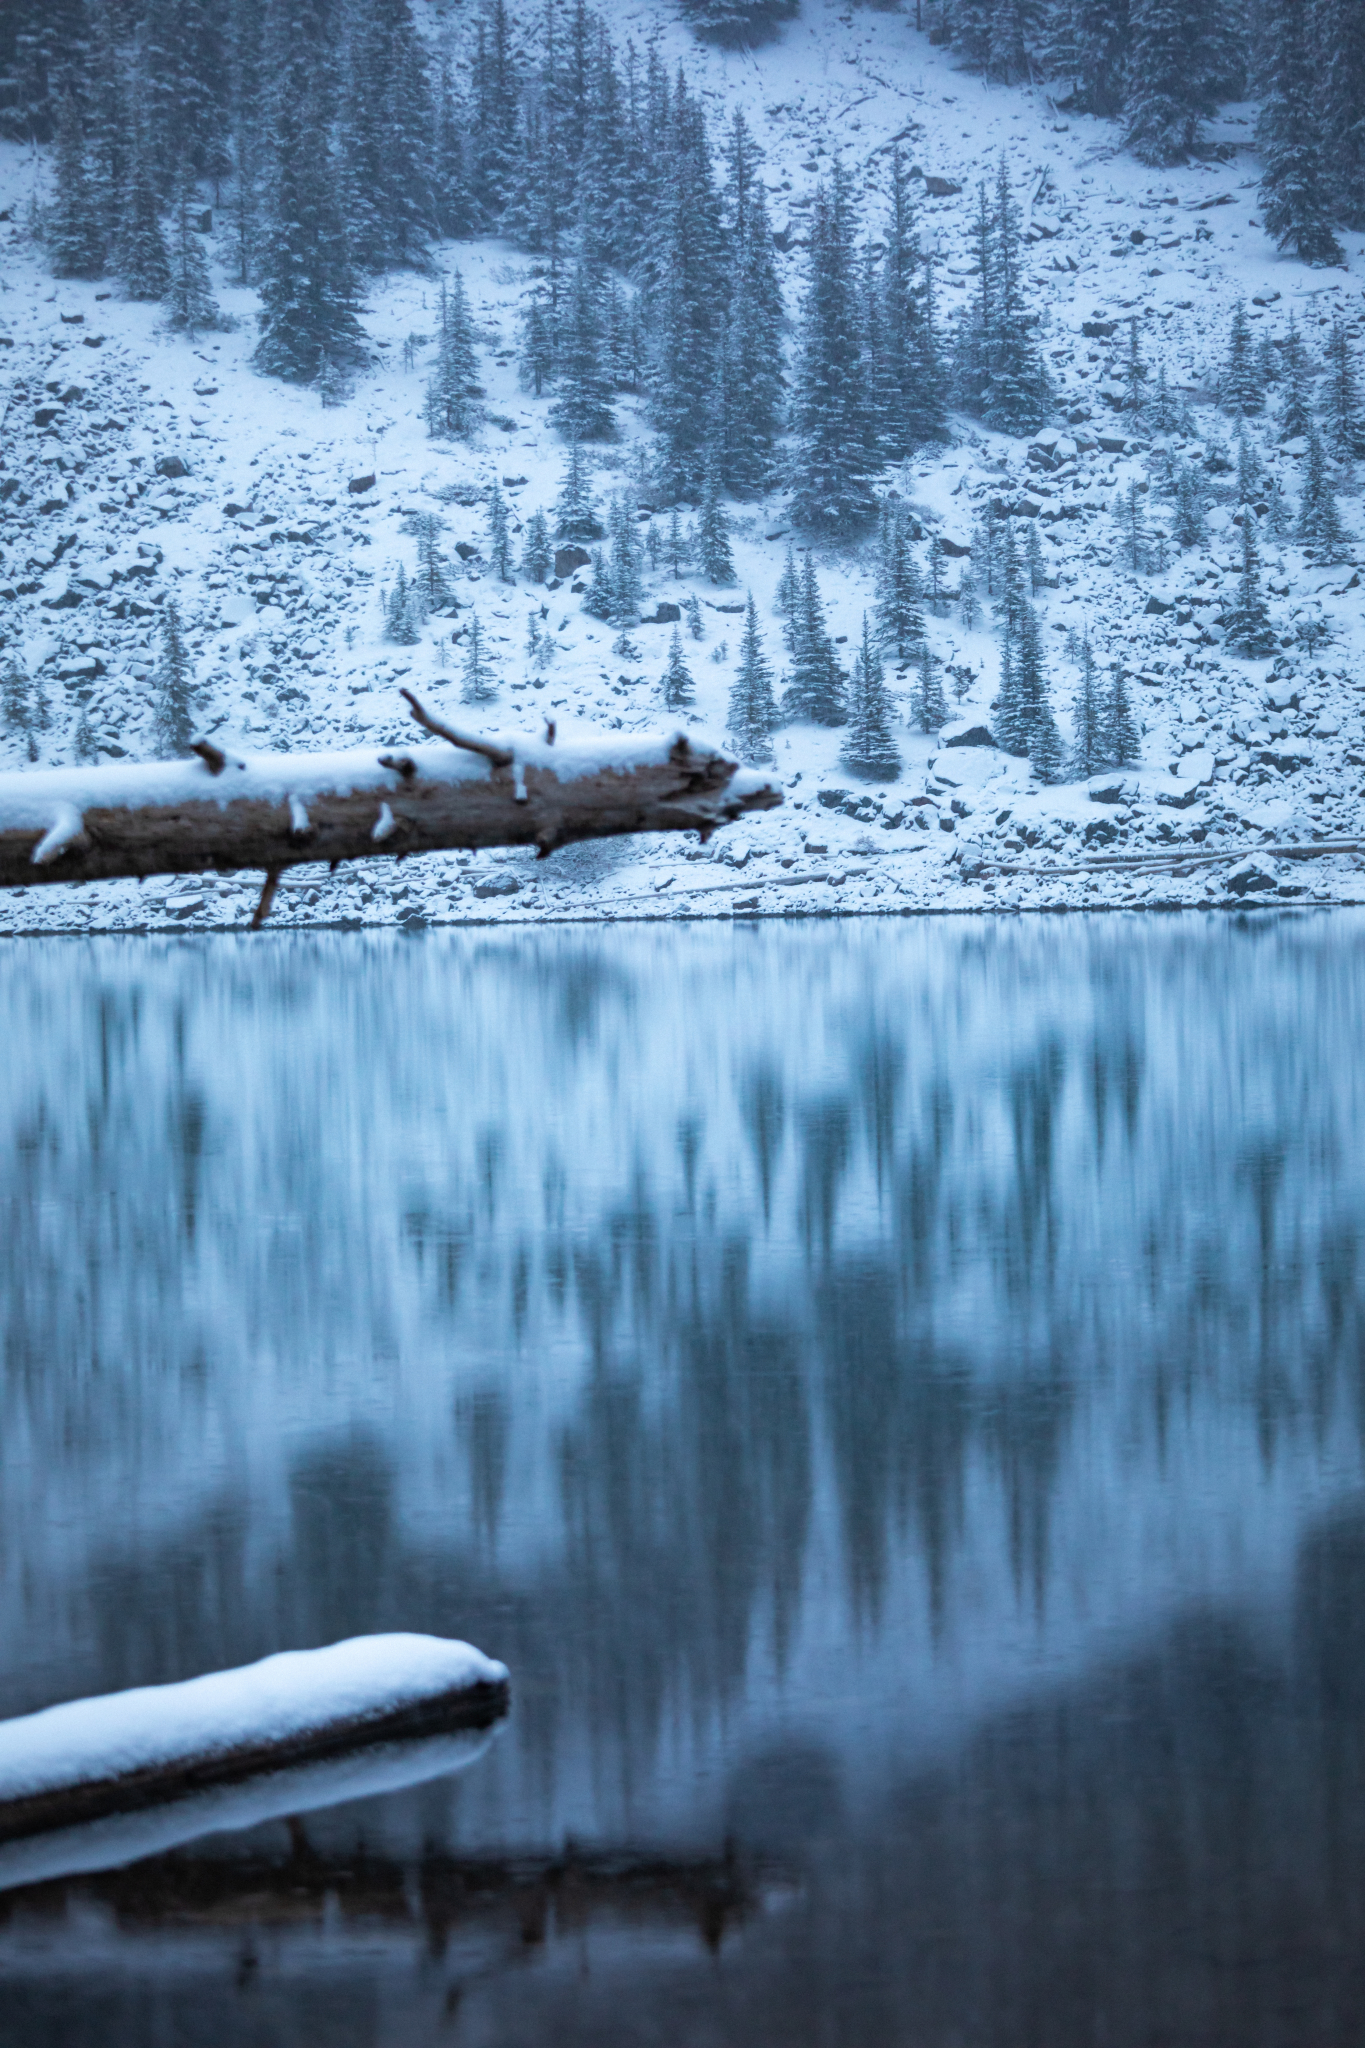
[470,0,520,221]
[663,625,695,709]
[1,656,41,761]
[486,485,514,581]
[1235,429,1261,507]
[554,443,599,543]
[1123,314,1146,423]
[792,163,878,536]
[1224,303,1265,418]
[1318,0,1365,228]
[958,565,981,631]
[385,564,422,643]
[648,68,727,499]
[1173,461,1206,547]
[1148,362,1186,435]
[605,490,644,627]
[1029,694,1067,785]
[1324,319,1363,461]
[1264,469,1291,537]
[117,95,171,300]
[339,0,434,274]
[1017,600,1059,771]
[254,67,365,384]
[153,598,196,756]
[1025,520,1046,595]
[843,614,902,779]
[666,506,690,578]
[783,553,846,726]
[164,165,222,334]
[1124,0,1218,163]
[911,639,948,733]
[48,87,102,279]
[696,457,736,585]
[685,593,704,640]
[774,537,800,619]
[521,508,553,582]
[581,545,612,620]
[425,272,479,438]
[1069,635,1106,777]
[1296,422,1350,561]
[1045,0,1133,115]
[720,114,784,493]
[411,514,451,612]
[432,55,478,240]
[1223,516,1277,654]
[1101,662,1141,765]
[548,259,614,441]
[1278,316,1313,442]
[678,0,797,45]
[955,160,1048,436]
[460,612,498,704]
[728,593,779,765]
[875,505,926,663]
[1257,0,1344,266]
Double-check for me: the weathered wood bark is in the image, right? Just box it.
[0,699,782,900]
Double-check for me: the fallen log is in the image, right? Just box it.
[0,694,782,925]
[0,1634,508,1865]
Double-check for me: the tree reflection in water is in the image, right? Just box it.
[3,915,1365,2043]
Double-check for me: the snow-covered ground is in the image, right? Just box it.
[2,0,1363,933]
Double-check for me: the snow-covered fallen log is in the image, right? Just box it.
[0,695,782,923]
[0,1635,508,1858]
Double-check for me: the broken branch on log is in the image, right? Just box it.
[0,700,782,901]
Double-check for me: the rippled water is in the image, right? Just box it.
[4,915,1365,2046]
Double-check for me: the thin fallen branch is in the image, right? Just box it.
[972,840,1365,882]
[0,697,782,902]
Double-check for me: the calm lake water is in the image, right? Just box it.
[4,914,1365,2046]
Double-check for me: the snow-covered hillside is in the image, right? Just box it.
[2,0,1363,932]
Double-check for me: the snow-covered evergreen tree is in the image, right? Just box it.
[875,504,926,663]
[521,508,553,582]
[911,639,948,734]
[549,259,614,442]
[48,87,102,279]
[954,160,1048,435]
[1223,302,1265,418]
[425,271,479,438]
[1045,0,1133,115]
[663,625,695,710]
[1277,316,1313,442]
[697,457,736,585]
[385,564,422,643]
[1324,319,1363,461]
[555,443,599,543]
[728,593,779,765]
[1173,462,1207,547]
[411,514,451,612]
[1317,0,1365,227]
[1124,0,1218,162]
[1257,0,1343,265]
[486,484,514,581]
[460,612,498,704]
[1222,516,1277,654]
[783,553,846,726]
[792,163,878,535]
[164,165,222,334]
[152,598,196,756]
[340,0,434,274]
[678,0,797,45]
[843,615,902,779]
[774,538,799,619]
[719,110,784,494]
[117,95,171,300]
[1069,635,1106,777]
[2,656,44,762]
[1101,662,1141,765]
[1296,422,1350,560]
[685,593,704,640]
[254,67,365,383]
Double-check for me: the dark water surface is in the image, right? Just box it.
[4,914,1365,2046]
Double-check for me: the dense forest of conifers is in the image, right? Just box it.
[2,0,1361,537]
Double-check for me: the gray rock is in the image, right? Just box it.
[554,545,590,579]
[941,720,995,748]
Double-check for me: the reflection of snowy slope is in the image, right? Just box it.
[3,916,1365,1850]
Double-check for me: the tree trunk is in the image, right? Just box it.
[0,701,782,919]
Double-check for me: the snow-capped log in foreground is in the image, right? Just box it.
[0,1634,509,1874]
[0,693,782,926]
